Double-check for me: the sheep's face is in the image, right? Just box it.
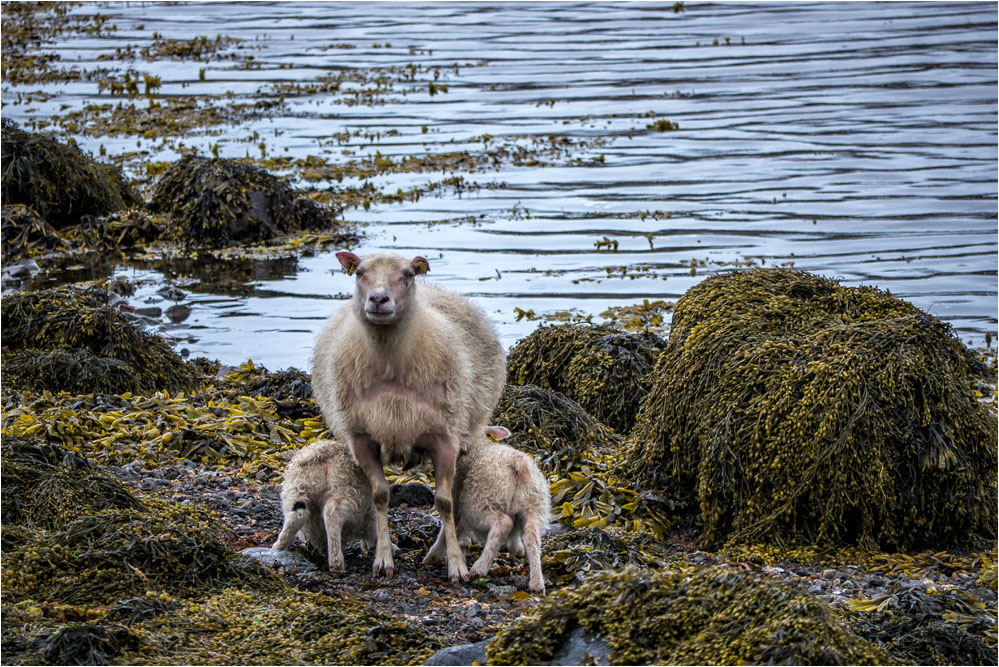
[337,251,429,325]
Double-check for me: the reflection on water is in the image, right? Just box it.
[4,1,996,369]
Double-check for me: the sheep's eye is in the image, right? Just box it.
[402,271,415,280]
[354,268,365,278]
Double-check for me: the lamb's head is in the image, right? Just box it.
[336,251,430,325]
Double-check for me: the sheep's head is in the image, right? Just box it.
[337,251,429,325]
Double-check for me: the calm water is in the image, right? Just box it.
[6,1,997,369]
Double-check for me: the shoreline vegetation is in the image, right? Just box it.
[2,3,997,665]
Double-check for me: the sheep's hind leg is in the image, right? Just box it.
[422,526,447,564]
[425,434,468,582]
[523,513,546,594]
[469,512,513,579]
[351,434,394,577]
[322,498,347,572]
[273,498,309,550]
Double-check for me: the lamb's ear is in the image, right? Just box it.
[485,425,511,441]
[337,251,361,275]
[411,256,430,275]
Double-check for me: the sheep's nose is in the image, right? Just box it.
[369,291,390,305]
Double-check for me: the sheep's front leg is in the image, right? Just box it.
[350,434,394,577]
[424,434,468,582]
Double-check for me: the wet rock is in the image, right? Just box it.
[240,547,319,574]
[550,626,612,665]
[424,639,489,666]
[391,482,435,507]
[165,303,192,323]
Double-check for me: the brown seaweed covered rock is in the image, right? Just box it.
[1,286,202,394]
[0,124,139,229]
[626,268,997,551]
[149,155,339,248]
[506,324,665,432]
[486,566,889,665]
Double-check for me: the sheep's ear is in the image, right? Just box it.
[411,256,430,275]
[337,251,361,275]
[485,425,511,441]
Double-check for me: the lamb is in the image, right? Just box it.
[310,251,506,582]
[272,439,376,572]
[424,425,552,593]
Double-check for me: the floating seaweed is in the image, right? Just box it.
[486,566,889,665]
[1,124,139,229]
[1,286,202,394]
[626,268,998,551]
[148,155,342,248]
[506,325,666,433]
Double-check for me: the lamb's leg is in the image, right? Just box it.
[322,498,347,572]
[351,434,394,577]
[273,498,309,550]
[523,513,546,594]
[470,512,513,579]
[425,434,468,582]
[422,526,447,564]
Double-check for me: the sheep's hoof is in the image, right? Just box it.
[529,582,546,595]
[328,558,345,573]
[373,563,395,578]
[447,559,470,583]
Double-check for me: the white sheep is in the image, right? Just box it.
[272,439,376,571]
[425,425,552,593]
[311,251,506,582]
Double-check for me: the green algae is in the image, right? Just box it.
[1,124,140,229]
[1,286,202,394]
[626,268,998,551]
[148,155,341,249]
[506,324,666,433]
[486,566,889,665]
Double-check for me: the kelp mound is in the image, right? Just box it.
[1,286,202,394]
[845,586,997,666]
[626,268,998,550]
[1,124,139,229]
[0,438,277,607]
[149,155,340,248]
[486,566,888,665]
[506,324,665,432]
[542,527,672,587]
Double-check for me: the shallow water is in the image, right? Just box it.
[5,1,997,369]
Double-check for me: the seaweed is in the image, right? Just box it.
[845,586,997,665]
[1,436,142,531]
[42,624,138,666]
[486,566,889,665]
[506,324,665,433]
[1,286,202,394]
[1,203,70,261]
[148,155,341,248]
[626,269,998,551]
[1,125,139,229]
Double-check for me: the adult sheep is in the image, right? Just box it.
[311,251,506,581]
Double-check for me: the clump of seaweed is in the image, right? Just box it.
[1,437,141,530]
[148,155,341,248]
[626,268,998,551]
[1,203,70,261]
[117,587,442,665]
[486,566,888,665]
[41,623,138,666]
[844,586,997,665]
[1,124,139,229]
[542,527,672,587]
[1,286,202,394]
[506,324,665,432]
